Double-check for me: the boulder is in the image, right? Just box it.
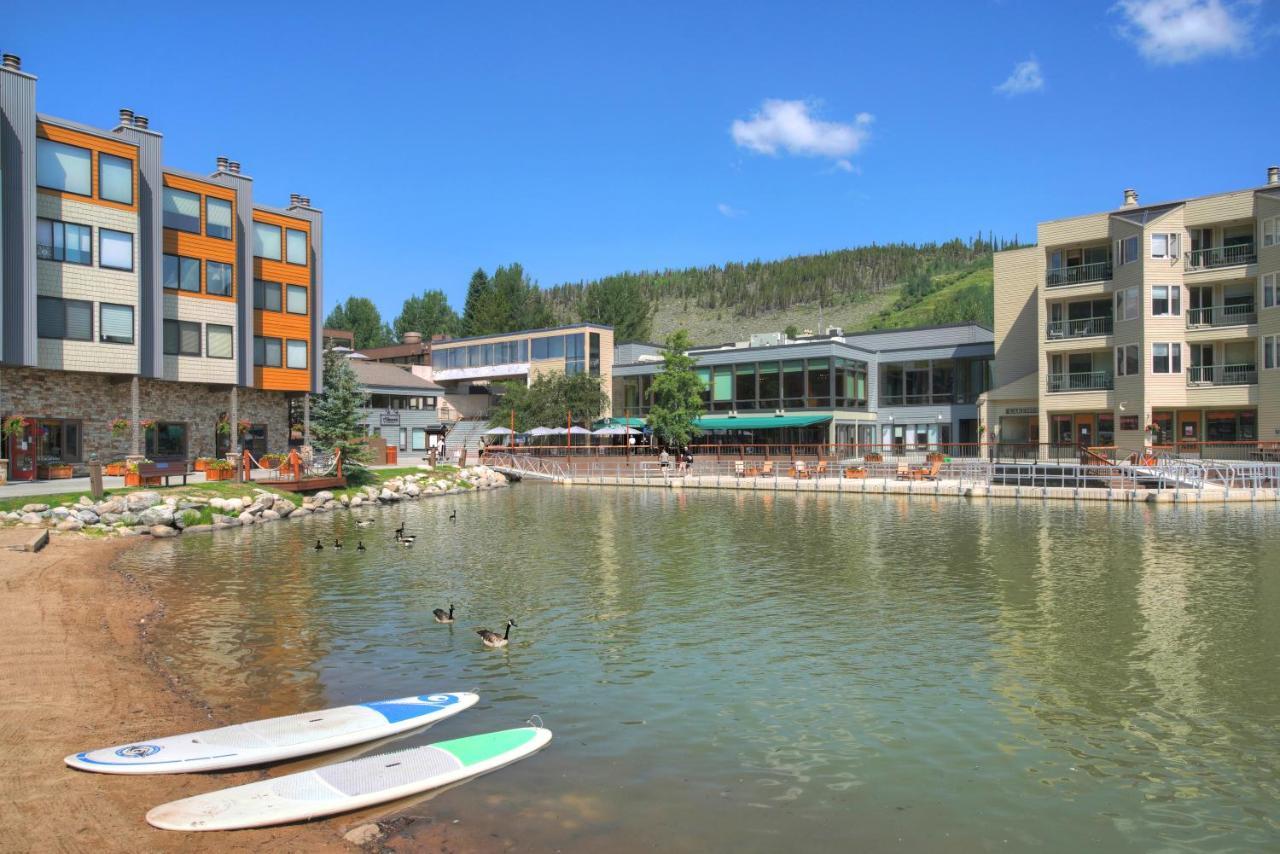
[77,510,100,525]
[19,513,46,526]
[56,519,83,531]
[237,511,256,525]
[177,499,202,510]
[130,525,151,535]
[379,488,396,501]
[164,497,178,508]
[274,504,293,518]
[51,507,73,520]
[223,498,244,514]
[139,506,175,527]
[211,513,240,527]
[174,510,201,529]
[21,503,49,514]
[349,496,363,507]
[260,509,281,521]
[404,483,421,497]
[96,498,125,515]
[150,525,179,538]
[290,507,312,519]
[339,494,350,506]
[77,495,94,507]
[182,524,213,535]
[125,492,162,511]
[211,522,232,531]
[209,497,227,511]
[253,492,276,508]
[117,526,139,536]
[313,491,334,503]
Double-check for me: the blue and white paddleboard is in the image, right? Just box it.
[65,692,478,775]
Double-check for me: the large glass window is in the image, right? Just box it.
[1152,342,1182,374]
[757,362,780,409]
[36,218,92,264]
[254,336,282,367]
[565,333,585,375]
[734,363,756,407]
[253,222,281,259]
[286,339,308,369]
[36,418,81,463]
[1152,285,1181,316]
[286,228,307,264]
[696,367,711,407]
[207,324,234,359]
[589,332,601,377]
[206,261,233,296]
[206,197,233,240]
[99,153,133,204]
[163,187,201,232]
[145,422,188,460]
[286,284,307,314]
[164,254,200,292]
[37,296,92,341]
[712,366,733,411]
[36,139,92,195]
[99,303,134,344]
[164,319,201,356]
[806,358,831,407]
[254,279,282,311]
[782,360,805,408]
[99,229,133,271]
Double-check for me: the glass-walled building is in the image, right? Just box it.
[612,323,993,448]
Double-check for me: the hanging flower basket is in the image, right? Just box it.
[237,419,251,437]
[140,419,156,431]
[3,414,31,437]
[216,419,231,437]
[110,418,130,438]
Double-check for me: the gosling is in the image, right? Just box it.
[477,619,516,648]
[313,539,323,551]
[432,604,455,624]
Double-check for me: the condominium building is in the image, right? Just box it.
[984,170,1280,453]
[0,55,322,478]
[613,324,993,448]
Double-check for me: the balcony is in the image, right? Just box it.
[1187,363,1257,386]
[1046,316,1113,339]
[1046,261,1112,288]
[1186,303,1257,328]
[1047,371,1113,393]
[1185,243,1256,271]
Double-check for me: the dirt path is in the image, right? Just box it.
[0,536,348,853]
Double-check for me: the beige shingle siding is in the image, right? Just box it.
[161,293,237,384]
[993,247,1040,388]
[1183,189,1255,225]
[35,195,138,374]
[1257,194,1280,437]
[1039,212,1108,246]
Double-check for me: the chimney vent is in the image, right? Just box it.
[1122,188,1139,207]
[402,331,423,345]
[1268,166,1280,186]
[228,161,241,174]
[216,155,229,172]
[289,193,301,206]
[2,54,20,71]
[118,108,134,127]
[133,115,149,129]
[300,196,311,207]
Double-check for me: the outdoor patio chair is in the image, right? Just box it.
[734,460,745,477]
[894,460,910,479]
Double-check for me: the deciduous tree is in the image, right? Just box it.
[647,330,704,448]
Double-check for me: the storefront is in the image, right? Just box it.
[1151,409,1256,445]
[1046,411,1115,448]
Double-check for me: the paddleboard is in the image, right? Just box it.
[66,692,478,775]
[146,725,553,831]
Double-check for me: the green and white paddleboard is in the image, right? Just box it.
[146,725,553,831]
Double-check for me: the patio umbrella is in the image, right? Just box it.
[526,427,557,436]
[567,426,592,435]
[548,427,569,435]
[484,426,515,435]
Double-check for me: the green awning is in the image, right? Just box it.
[593,417,647,428]
[693,414,831,431]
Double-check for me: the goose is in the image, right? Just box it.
[396,534,416,547]
[394,524,406,539]
[333,539,343,550]
[356,519,374,528]
[356,541,366,552]
[477,619,516,648]
[432,604,455,624]
[449,509,457,522]
[313,539,324,551]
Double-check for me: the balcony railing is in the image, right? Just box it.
[1046,261,1112,288]
[1047,371,1113,392]
[1185,243,1256,271]
[1187,363,1258,386]
[1185,303,1257,328]
[1046,316,1114,339]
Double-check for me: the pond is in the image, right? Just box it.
[117,485,1280,852]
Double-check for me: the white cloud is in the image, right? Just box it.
[730,99,873,168]
[717,202,745,218]
[994,58,1045,96]
[1114,0,1256,63]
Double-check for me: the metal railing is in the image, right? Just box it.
[1185,243,1256,270]
[1186,303,1257,327]
[1186,363,1257,386]
[1046,371,1113,392]
[482,451,568,480]
[1046,316,1114,339]
[1046,261,1112,288]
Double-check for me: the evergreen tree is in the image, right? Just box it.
[324,297,394,349]
[489,373,609,431]
[577,276,654,341]
[647,330,705,448]
[461,269,495,336]
[310,348,373,471]
[394,289,460,341]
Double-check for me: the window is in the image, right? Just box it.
[36,218,92,264]
[35,139,92,195]
[1265,335,1279,370]
[145,422,188,460]
[1152,285,1181,316]
[163,254,201,292]
[286,228,307,264]
[207,324,234,359]
[286,339,308,369]
[589,331,601,377]
[37,296,93,341]
[1115,344,1139,376]
[1114,285,1138,321]
[286,284,308,314]
[1264,217,1280,248]
[254,336,282,367]
[1153,342,1182,374]
[1117,235,1139,265]
[162,187,201,232]
[254,279,282,311]
[253,222,281,259]
[96,152,134,205]
[206,197,232,240]
[1264,273,1278,309]
[99,229,133,271]
[99,303,134,344]
[163,319,201,356]
[1150,232,1181,259]
[36,418,82,463]
[206,261,233,297]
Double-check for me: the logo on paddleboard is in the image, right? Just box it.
[115,744,162,758]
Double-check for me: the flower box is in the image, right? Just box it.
[125,472,162,487]
[204,467,233,481]
[863,452,883,463]
[103,462,128,476]
[38,463,75,480]
[193,458,209,472]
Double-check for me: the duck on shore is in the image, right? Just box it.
[433,604,455,624]
[477,619,516,648]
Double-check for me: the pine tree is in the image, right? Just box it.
[310,349,372,471]
[461,269,494,336]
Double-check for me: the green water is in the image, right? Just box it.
[117,486,1280,852]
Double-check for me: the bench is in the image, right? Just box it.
[137,460,191,486]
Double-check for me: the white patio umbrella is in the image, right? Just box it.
[484,426,515,435]
[548,427,569,435]
[567,426,592,435]
[526,427,557,436]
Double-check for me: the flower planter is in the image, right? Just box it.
[38,463,74,480]
[104,462,128,476]
[204,467,233,481]
[193,458,209,472]
[125,472,162,487]
[864,453,883,463]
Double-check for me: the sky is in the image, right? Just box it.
[9,0,1277,323]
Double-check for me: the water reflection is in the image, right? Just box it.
[118,487,1280,852]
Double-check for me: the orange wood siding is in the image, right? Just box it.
[162,173,238,302]
[253,210,312,391]
[36,122,138,213]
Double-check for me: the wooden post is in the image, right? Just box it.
[241,449,251,482]
[335,449,343,479]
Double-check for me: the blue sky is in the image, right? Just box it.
[9,0,1276,322]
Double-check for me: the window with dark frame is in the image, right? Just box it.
[206,197,233,240]
[207,324,234,359]
[99,229,134,271]
[36,218,92,265]
[286,228,307,265]
[163,319,202,356]
[254,336,282,367]
[164,254,201,292]
[35,138,92,195]
[254,279,282,311]
[37,296,92,341]
[99,153,133,205]
[162,186,201,232]
[285,284,308,314]
[99,303,134,345]
[206,261,233,297]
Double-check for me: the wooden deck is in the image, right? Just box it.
[258,475,347,493]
